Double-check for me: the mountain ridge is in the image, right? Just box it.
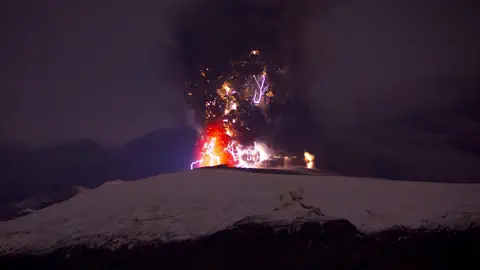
[1,169,478,255]
[0,127,196,221]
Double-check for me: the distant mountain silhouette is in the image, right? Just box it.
[0,127,196,220]
[115,128,197,180]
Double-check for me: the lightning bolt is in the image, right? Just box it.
[253,73,269,104]
[223,141,270,168]
[190,138,221,170]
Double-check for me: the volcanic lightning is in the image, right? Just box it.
[253,72,269,104]
[190,138,220,170]
[190,121,271,170]
[187,49,317,171]
[190,74,272,169]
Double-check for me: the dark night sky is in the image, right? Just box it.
[1,0,479,181]
[0,0,193,145]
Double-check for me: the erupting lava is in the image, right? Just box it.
[190,122,235,169]
[188,49,316,170]
[190,70,274,170]
[190,121,270,170]
[304,151,315,169]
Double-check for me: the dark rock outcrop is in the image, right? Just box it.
[1,219,478,270]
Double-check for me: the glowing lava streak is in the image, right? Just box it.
[190,121,235,170]
[304,151,315,169]
[253,73,269,104]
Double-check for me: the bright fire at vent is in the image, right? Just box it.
[190,81,272,170]
[304,151,315,169]
[188,50,315,170]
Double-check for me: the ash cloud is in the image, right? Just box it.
[293,0,480,182]
[175,0,480,182]
[0,0,196,145]
[175,0,308,143]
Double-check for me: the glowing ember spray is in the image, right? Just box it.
[188,49,316,170]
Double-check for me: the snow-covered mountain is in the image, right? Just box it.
[0,168,479,255]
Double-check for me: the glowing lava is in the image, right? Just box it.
[188,54,317,171]
[190,122,271,170]
[190,122,235,170]
[304,151,315,169]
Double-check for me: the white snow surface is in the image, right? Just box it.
[0,169,479,255]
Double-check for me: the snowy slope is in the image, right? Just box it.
[0,169,479,255]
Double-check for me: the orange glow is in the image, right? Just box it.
[304,151,315,169]
[190,121,272,170]
[191,121,235,169]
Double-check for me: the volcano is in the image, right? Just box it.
[0,168,479,269]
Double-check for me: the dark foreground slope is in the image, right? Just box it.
[1,219,478,270]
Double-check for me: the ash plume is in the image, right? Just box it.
[174,0,480,181]
[294,0,480,181]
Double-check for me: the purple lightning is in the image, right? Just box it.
[253,74,269,104]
